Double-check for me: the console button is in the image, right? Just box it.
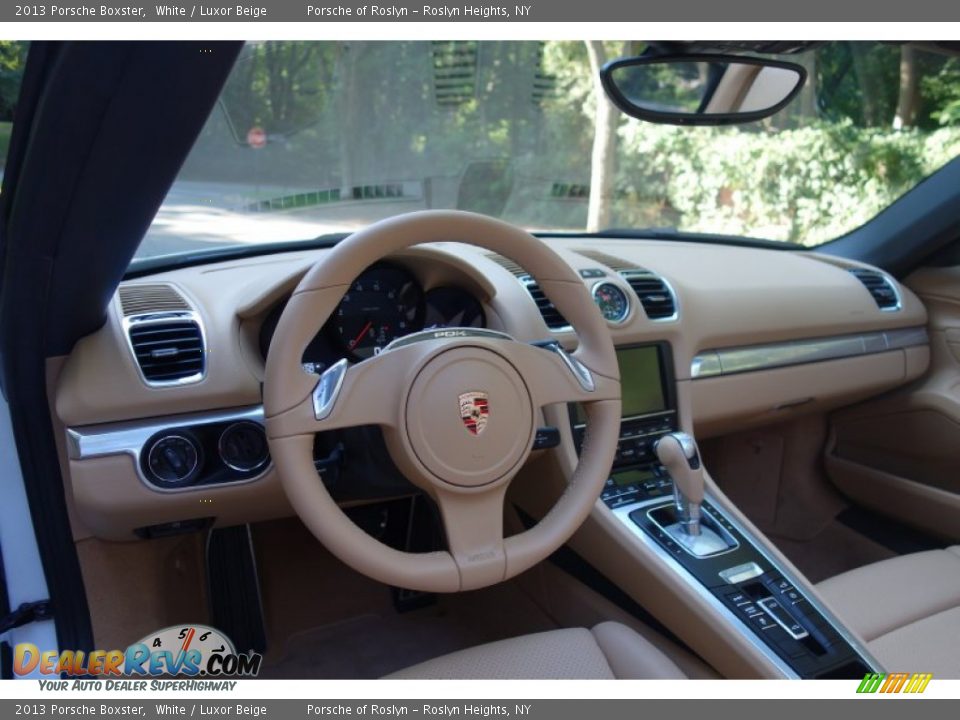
[749,613,777,631]
[738,603,763,617]
[758,597,809,639]
[780,587,804,604]
[726,590,750,606]
[607,493,639,508]
[532,426,561,450]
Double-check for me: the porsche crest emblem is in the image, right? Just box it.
[458,391,490,436]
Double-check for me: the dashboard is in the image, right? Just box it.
[52,234,931,540]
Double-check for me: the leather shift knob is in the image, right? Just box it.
[655,432,705,505]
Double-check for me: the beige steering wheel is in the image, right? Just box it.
[264,211,621,592]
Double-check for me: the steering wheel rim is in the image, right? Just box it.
[264,210,621,592]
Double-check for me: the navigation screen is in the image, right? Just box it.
[574,346,666,423]
[619,346,666,418]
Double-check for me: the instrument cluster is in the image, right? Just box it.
[259,262,486,369]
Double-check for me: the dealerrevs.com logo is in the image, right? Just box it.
[14,625,262,681]
[856,672,933,694]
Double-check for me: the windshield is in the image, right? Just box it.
[140,41,960,261]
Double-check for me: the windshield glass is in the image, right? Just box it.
[140,41,960,261]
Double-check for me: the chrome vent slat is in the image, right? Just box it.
[848,269,901,311]
[128,319,204,383]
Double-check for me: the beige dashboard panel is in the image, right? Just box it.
[56,236,927,429]
[68,454,293,541]
[823,267,960,541]
[56,283,263,427]
[690,349,924,439]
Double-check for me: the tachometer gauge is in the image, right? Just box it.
[592,282,630,323]
[423,286,486,329]
[334,265,424,360]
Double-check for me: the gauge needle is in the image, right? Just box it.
[349,320,372,350]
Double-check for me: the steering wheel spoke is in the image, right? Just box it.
[503,340,621,408]
[266,346,418,438]
[433,485,508,591]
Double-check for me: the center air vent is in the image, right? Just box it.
[848,269,901,311]
[119,283,206,386]
[622,272,677,320]
[487,253,570,330]
[577,250,678,321]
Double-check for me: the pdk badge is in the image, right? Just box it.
[458,391,490,436]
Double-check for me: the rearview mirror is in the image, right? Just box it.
[600,54,807,126]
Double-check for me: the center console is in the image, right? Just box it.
[571,343,878,679]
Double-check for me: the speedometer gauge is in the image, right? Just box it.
[592,282,630,324]
[334,264,424,360]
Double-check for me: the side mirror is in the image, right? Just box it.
[600,54,807,126]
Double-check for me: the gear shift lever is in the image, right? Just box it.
[655,432,705,537]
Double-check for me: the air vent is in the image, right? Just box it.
[623,272,677,320]
[119,284,190,316]
[576,249,678,321]
[524,279,569,330]
[848,269,900,311]
[119,283,205,385]
[487,253,569,330]
[128,319,205,385]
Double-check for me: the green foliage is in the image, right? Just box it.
[617,120,960,245]
[0,41,28,123]
[922,57,960,126]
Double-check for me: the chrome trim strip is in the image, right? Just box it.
[66,405,271,494]
[312,358,349,420]
[121,310,208,388]
[384,327,515,350]
[610,494,884,675]
[541,342,595,392]
[691,326,929,379]
[646,502,740,558]
[67,405,265,461]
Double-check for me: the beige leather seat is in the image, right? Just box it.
[386,622,687,679]
[817,546,960,678]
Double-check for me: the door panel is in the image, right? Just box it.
[826,267,960,540]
